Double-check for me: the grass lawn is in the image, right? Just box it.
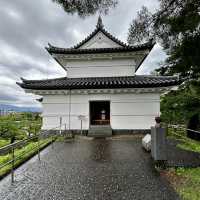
[165,127,200,200]
[162,168,200,200]
[0,139,10,148]
[0,138,53,178]
[177,138,200,153]
[175,168,200,200]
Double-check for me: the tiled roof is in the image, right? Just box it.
[17,75,181,90]
[45,16,155,55]
[46,41,154,55]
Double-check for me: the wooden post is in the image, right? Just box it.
[11,146,15,183]
[78,115,85,135]
[51,134,54,149]
[37,135,40,161]
[59,117,62,135]
[68,90,71,132]
[81,120,83,135]
[64,123,67,138]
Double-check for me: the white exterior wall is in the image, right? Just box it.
[53,31,141,78]
[42,93,160,130]
[66,59,136,78]
[79,31,122,49]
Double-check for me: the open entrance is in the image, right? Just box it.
[90,101,110,126]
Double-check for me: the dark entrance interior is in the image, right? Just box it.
[90,101,110,125]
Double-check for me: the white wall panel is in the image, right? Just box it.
[41,93,160,130]
[70,103,89,115]
[43,103,68,115]
[79,31,122,49]
[111,116,155,129]
[111,102,159,116]
[67,66,135,78]
[42,95,68,104]
[65,59,135,78]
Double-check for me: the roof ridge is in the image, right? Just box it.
[72,17,129,49]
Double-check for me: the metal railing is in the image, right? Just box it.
[0,124,66,183]
[167,124,200,139]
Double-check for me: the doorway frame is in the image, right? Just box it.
[89,100,111,126]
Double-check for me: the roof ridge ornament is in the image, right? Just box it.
[96,15,104,28]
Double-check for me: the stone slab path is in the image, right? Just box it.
[0,138,180,200]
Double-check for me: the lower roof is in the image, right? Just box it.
[17,75,181,90]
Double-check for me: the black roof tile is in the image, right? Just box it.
[17,75,181,90]
[46,41,155,55]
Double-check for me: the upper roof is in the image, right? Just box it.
[45,16,155,55]
[74,16,128,49]
[46,42,154,55]
[17,75,181,90]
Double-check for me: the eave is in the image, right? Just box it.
[45,40,155,55]
[17,75,181,91]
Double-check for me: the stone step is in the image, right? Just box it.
[88,125,112,137]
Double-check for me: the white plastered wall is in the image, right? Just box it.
[66,59,136,78]
[41,92,160,130]
[79,31,122,49]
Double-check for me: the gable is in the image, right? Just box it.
[45,16,155,73]
[79,31,122,49]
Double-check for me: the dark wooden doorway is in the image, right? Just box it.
[90,101,110,125]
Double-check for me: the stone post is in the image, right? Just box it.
[151,127,167,161]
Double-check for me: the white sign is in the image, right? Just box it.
[78,115,86,121]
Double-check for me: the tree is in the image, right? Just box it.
[128,6,153,45]
[160,80,200,124]
[0,113,42,144]
[52,0,118,17]
[0,115,25,144]
[127,0,200,79]
[25,119,42,137]
[21,113,42,137]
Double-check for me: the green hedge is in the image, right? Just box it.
[0,138,53,179]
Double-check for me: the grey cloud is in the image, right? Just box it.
[138,44,167,75]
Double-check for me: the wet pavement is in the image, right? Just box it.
[0,137,180,200]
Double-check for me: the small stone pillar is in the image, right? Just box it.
[151,117,167,164]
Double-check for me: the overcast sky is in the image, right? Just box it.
[0,0,167,108]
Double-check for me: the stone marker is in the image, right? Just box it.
[151,127,167,161]
[142,134,151,151]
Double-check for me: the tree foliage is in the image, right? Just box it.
[161,80,200,124]
[0,113,42,144]
[128,6,153,45]
[0,115,25,144]
[52,0,118,17]
[127,0,200,78]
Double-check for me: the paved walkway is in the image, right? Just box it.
[0,137,180,200]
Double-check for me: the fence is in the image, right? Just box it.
[149,124,200,170]
[167,124,200,140]
[0,124,66,183]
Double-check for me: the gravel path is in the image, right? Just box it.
[0,138,180,200]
